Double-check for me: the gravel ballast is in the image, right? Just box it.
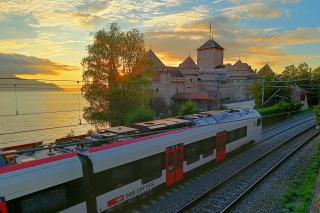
[230,134,320,213]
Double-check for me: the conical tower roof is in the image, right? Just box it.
[146,49,166,71]
[179,56,198,69]
[232,60,248,70]
[258,64,275,77]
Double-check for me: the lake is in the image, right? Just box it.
[0,91,95,148]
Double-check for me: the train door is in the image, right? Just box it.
[175,145,184,183]
[165,144,184,186]
[216,131,227,162]
[0,197,8,213]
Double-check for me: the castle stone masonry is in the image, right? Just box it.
[147,39,260,109]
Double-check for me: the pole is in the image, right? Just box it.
[261,75,265,105]
[217,76,220,110]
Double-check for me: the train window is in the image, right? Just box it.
[20,187,67,213]
[141,153,163,184]
[93,161,139,195]
[110,164,134,188]
[202,137,216,158]
[184,142,201,165]
[227,126,247,144]
[257,118,261,126]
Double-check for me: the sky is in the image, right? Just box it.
[0,0,319,83]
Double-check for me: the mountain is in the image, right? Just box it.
[0,74,63,91]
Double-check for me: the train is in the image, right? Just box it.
[0,109,262,213]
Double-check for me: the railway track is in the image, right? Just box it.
[177,126,319,213]
[123,114,316,213]
[260,113,314,141]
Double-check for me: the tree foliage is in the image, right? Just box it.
[151,97,168,114]
[81,23,154,126]
[279,63,311,80]
[127,107,155,124]
[250,81,292,107]
[251,62,320,107]
[178,101,198,116]
[313,66,320,77]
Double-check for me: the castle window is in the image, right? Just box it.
[190,79,192,82]
[156,88,158,92]
[176,88,179,92]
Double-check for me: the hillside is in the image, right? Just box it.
[0,74,63,91]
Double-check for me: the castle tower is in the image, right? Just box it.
[197,39,224,69]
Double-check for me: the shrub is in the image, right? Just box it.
[126,107,155,124]
[169,102,180,116]
[257,102,301,116]
[151,97,168,114]
[178,101,198,116]
[313,105,320,124]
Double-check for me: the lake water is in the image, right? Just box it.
[0,91,95,148]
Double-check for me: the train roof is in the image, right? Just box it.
[88,109,261,172]
[131,117,192,131]
[105,126,137,134]
[0,109,261,174]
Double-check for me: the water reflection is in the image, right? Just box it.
[0,91,95,147]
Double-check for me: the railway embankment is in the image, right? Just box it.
[230,134,320,213]
[310,169,320,212]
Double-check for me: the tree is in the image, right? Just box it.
[151,97,168,115]
[279,63,311,80]
[250,81,292,107]
[279,64,298,80]
[127,107,155,124]
[178,101,198,115]
[313,66,320,77]
[81,23,154,126]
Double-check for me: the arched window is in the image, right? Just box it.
[156,88,158,92]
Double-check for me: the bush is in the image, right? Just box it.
[151,97,168,114]
[169,102,180,116]
[178,101,198,116]
[126,107,155,124]
[257,102,302,116]
[220,105,229,110]
[313,105,320,124]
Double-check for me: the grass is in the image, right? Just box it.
[281,144,320,212]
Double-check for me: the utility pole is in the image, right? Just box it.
[217,76,220,110]
[261,75,265,105]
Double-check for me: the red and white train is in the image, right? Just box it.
[0,109,262,213]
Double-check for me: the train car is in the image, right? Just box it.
[80,109,261,212]
[0,152,86,213]
[0,109,262,213]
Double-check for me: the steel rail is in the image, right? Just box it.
[262,113,313,134]
[260,117,315,142]
[176,124,318,212]
[221,129,319,212]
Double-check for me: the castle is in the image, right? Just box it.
[147,38,258,110]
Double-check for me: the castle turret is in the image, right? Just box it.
[197,39,224,69]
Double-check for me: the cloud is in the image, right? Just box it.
[280,0,300,4]
[0,53,78,76]
[0,13,38,39]
[143,5,210,28]
[144,14,320,72]
[220,2,281,19]
[0,0,184,29]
